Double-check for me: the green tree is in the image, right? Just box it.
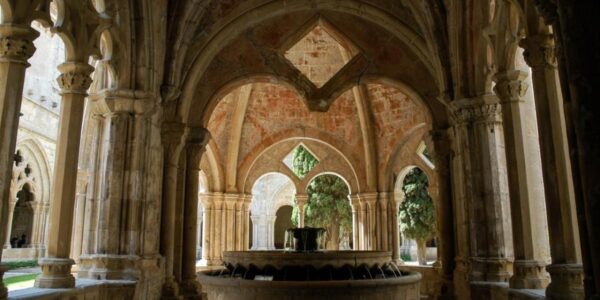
[398,167,436,265]
[291,146,352,249]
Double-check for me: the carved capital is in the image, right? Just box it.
[453,99,502,125]
[0,25,37,63]
[521,34,557,69]
[493,70,529,103]
[56,62,94,94]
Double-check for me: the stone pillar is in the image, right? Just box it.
[70,177,88,262]
[356,196,367,250]
[180,127,209,299]
[223,194,238,251]
[3,199,16,249]
[378,193,389,251]
[159,121,185,298]
[350,195,360,250]
[295,194,308,228]
[243,195,252,250]
[390,195,402,263]
[0,24,37,296]
[212,193,223,261]
[494,70,551,289]
[35,62,94,288]
[199,194,213,265]
[453,97,514,285]
[361,193,378,250]
[521,33,584,298]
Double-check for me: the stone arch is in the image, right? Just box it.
[303,171,354,196]
[240,128,362,194]
[176,1,450,128]
[13,138,52,206]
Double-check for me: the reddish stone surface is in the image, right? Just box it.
[367,83,429,171]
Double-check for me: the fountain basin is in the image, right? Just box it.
[198,251,422,300]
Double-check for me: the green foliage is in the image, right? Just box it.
[3,273,38,286]
[304,174,352,237]
[2,260,38,271]
[398,168,436,242]
[400,253,412,262]
[291,145,352,246]
[292,145,318,179]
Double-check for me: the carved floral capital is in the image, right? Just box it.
[520,34,557,69]
[56,63,94,94]
[0,37,35,62]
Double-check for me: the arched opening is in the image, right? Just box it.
[302,173,352,250]
[273,205,293,249]
[250,173,296,250]
[395,167,437,266]
[10,184,34,249]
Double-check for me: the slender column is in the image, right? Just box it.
[159,121,185,298]
[235,201,243,250]
[0,25,37,296]
[494,70,551,289]
[181,128,209,299]
[521,33,584,298]
[390,196,402,263]
[350,196,360,250]
[212,194,223,261]
[70,177,88,262]
[295,194,308,228]
[361,193,378,250]
[453,97,514,284]
[3,199,16,249]
[223,194,237,251]
[357,198,367,250]
[34,62,93,288]
[378,193,389,251]
[243,196,251,250]
[199,195,213,264]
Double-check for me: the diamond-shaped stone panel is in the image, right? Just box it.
[284,25,354,88]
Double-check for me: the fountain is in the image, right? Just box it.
[197,228,421,300]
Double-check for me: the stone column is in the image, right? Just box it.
[378,193,389,251]
[181,128,209,299]
[453,97,514,285]
[361,193,378,250]
[235,200,244,250]
[350,195,360,250]
[243,196,252,250]
[199,194,213,265]
[494,70,551,289]
[35,62,93,288]
[212,193,223,261]
[70,177,88,262]
[4,199,16,249]
[295,194,308,228]
[223,194,237,251]
[0,24,37,296]
[521,33,584,298]
[159,121,185,298]
[390,195,402,263]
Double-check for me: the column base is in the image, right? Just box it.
[509,260,549,289]
[180,278,202,299]
[34,258,75,288]
[546,263,584,299]
[162,277,183,300]
[470,257,513,282]
[77,254,140,280]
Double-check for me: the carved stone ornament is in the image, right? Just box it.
[493,71,529,102]
[453,102,502,125]
[521,35,558,69]
[0,37,35,62]
[57,71,93,93]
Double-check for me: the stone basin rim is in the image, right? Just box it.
[197,270,422,287]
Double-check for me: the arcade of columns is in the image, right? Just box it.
[0,1,599,300]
